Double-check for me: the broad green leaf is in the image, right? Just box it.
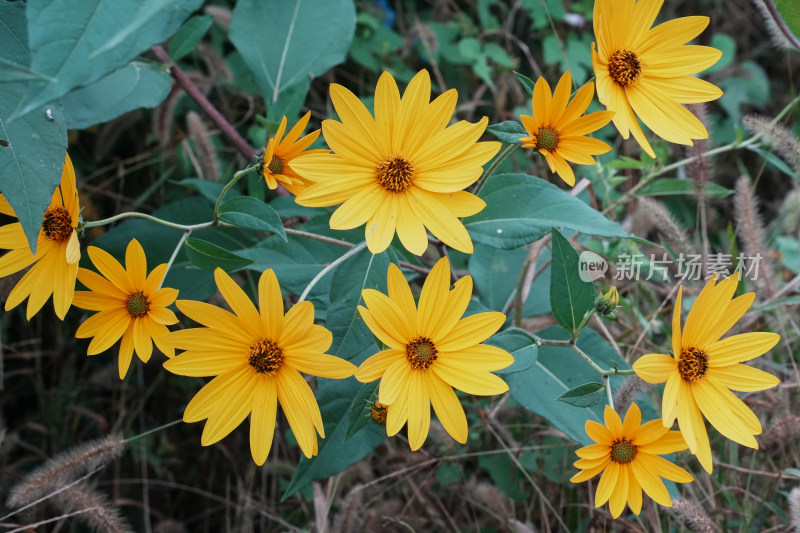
[465,173,634,249]
[506,327,654,445]
[514,71,536,95]
[486,121,526,144]
[639,178,733,198]
[184,238,254,272]
[282,377,385,498]
[13,0,201,119]
[218,196,287,241]
[550,228,595,336]
[169,15,213,61]
[555,382,605,408]
[775,0,800,42]
[0,0,68,252]
[485,328,538,374]
[63,62,171,129]
[0,58,57,84]
[229,0,356,106]
[345,382,379,440]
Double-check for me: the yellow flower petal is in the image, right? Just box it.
[427,371,467,444]
[250,377,278,466]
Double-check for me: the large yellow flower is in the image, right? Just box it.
[292,70,500,255]
[0,153,80,320]
[163,268,356,465]
[592,0,723,157]
[633,274,780,473]
[261,112,328,196]
[73,239,179,379]
[354,257,513,450]
[571,403,693,519]
[520,71,614,186]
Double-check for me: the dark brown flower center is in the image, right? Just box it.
[126,292,150,318]
[370,402,388,424]
[678,347,709,383]
[266,155,284,174]
[535,126,560,151]
[42,206,73,242]
[249,339,284,375]
[608,49,643,87]
[610,439,637,464]
[376,156,414,193]
[406,336,438,370]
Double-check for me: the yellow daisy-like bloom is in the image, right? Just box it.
[261,112,328,196]
[592,0,723,157]
[633,274,780,473]
[292,70,501,256]
[571,403,693,519]
[163,268,356,465]
[354,257,513,450]
[0,153,80,320]
[73,239,179,379]
[519,71,614,186]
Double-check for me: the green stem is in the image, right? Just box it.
[535,336,635,377]
[82,211,214,231]
[125,419,184,443]
[158,230,191,290]
[297,241,368,302]
[473,143,518,195]
[604,375,614,410]
[214,165,259,221]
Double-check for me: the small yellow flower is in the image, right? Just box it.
[592,0,723,157]
[355,257,513,450]
[73,239,179,379]
[0,153,80,320]
[571,402,693,519]
[262,112,328,196]
[520,72,614,186]
[633,274,780,473]
[293,70,500,255]
[163,268,356,465]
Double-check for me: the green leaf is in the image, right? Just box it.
[229,0,356,107]
[706,33,736,74]
[344,382,379,440]
[550,229,595,336]
[639,178,733,198]
[169,15,213,61]
[775,0,800,42]
[485,328,538,374]
[0,0,68,252]
[514,71,536,95]
[0,58,57,84]
[465,173,634,249]
[12,0,201,120]
[555,382,605,408]
[486,121,526,144]
[184,238,254,272]
[218,196,287,241]
[506,327,654,445]
[62,62,171,129]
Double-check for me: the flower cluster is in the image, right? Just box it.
[0,0,783,524]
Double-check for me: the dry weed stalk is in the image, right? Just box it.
[52,483,132,533]
[789,486,800,531]
[6,433,126,508]
[734,176,778,297]
[752,0,800,51]
[186,111,220,181]
[333,484,364,533]
[612,377,645,416]
[637,198,692,254]
[743,114,800,175]
[671,498,717,532]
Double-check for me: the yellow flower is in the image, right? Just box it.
[633,274,780,473]
[354,257,513,450]
[591,0,723,157]
[519,72,614,186]
[571,403,693,519]
[292,70,500,256]
[262,112,328,196]
[163,268,356,465]
[73,239,179,379]
[0,153,80,320]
